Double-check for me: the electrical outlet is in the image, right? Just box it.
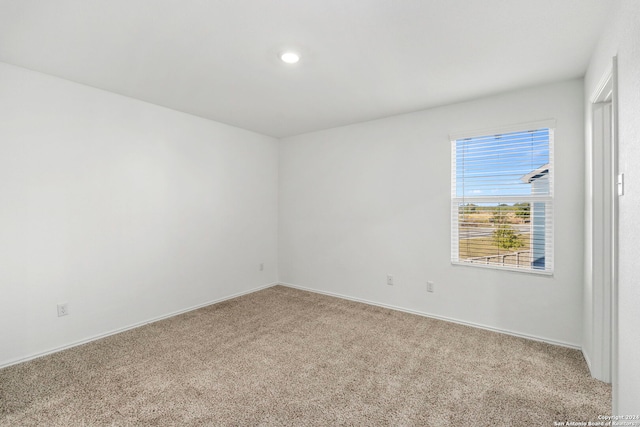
[427,281,435,293]
[260,263,264,271]
[57,303,69,317]
[387,274,394,286]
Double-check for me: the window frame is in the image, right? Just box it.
[450,120,555,275]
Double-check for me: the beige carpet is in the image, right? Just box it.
[0,285,610,426]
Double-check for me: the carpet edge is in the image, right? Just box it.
[0,282,280,369]
[278,281,582,350]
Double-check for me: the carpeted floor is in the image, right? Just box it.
[0,285,611,426]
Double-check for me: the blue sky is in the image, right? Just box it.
[455,128,550,200]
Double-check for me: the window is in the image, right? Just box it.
[450,121,554,273]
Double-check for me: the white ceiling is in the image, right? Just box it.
[0,0,612,138]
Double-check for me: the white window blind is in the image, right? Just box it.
[451,124,554,273]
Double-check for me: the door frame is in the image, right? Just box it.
[587,56,618,389]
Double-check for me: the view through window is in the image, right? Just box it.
[451,125,554,273]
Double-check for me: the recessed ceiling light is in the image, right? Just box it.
[280,52,300,64]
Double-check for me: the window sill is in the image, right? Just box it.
[451,261,554,276]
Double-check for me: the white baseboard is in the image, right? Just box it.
[3,280,581,370]
[0,282,279,370]
[583,348,593,372]
[278,281,581,350]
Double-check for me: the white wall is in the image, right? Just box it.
[585,0,640,413]
[0,62,279,367]
[279,79,585,347]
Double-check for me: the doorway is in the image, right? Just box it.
[587,56,618,387]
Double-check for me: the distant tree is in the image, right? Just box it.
[514,202,530,221]
[491,205,509,224]
[493,224,524,251]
